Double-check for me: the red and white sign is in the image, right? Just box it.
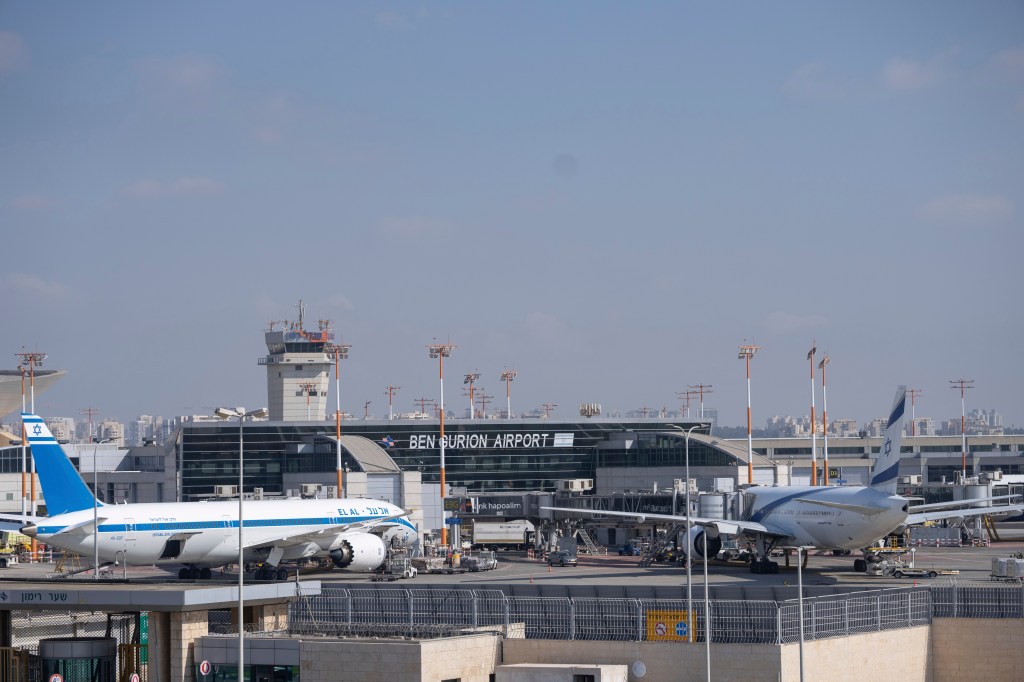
[199,660,212,676]
[49,674,63,682]
[130,674,141,682]
[654,621,667,636]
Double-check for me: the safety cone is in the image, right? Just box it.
[548,564,552,573]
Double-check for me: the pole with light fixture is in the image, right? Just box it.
[684,423,700,643]
[738,344,760,485]
[214,406,269,682]
[427,341,455,547]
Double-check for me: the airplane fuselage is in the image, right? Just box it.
[744,485,909,550]
[28,498,413,569]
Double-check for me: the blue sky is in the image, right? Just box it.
[2,2,1022,428]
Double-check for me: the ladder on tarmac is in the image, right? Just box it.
[575,527,605,555]
[639,524,683,567]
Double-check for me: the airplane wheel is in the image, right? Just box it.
[200,567,213,580]
[178,567,191,580]
[854,559,867,573]
[276,569,288,581]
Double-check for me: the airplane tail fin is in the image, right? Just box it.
[868,386,907,493]
[23,413,100,516]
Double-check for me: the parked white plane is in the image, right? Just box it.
[19,413,416,579]
[545,386,1024,573]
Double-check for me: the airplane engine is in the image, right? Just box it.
[685,526,722,560]
[329,533,388,571]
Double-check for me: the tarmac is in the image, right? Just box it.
[4,536,1023,589]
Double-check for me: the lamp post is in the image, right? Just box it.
[796,545,813,682]
[670,423,702,643]
[738,344,760,485]
[500,369,517,418]
[703,530,711,682]
[427,341,455,547]
[214,406,269,682]
[92,437,112,578]
[326,342,351,498]
[684,424,701,642]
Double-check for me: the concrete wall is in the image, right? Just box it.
[168,610,209,682]
[298,633,501,682]
[931,618,1024,682]
[504,627,934,682]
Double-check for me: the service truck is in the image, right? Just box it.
[471,520,535,550]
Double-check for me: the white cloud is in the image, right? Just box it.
[0,30,28,75]
[882,48,958,91]
[123,177,225,199]
[10,193,54,210]
[5,273,70,297]
[782,63,846,100]
[989,46,1024,83]
[917,194,1015,224]
[764,312,830,337]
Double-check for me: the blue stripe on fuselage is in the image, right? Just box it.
[749,488,837,524]
[36,514,416,536]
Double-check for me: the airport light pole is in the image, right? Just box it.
[950,379,974,481]
[214,406,269,682]
[92,437,112,578]
[808,343,818,486]
[703,532,711,682]
[688,383,713,420]
[428,341,456,547]
[18,351,46,559]
[326,342,351,498]
[819,355,830,484]
[464,372,480,419]
[500,369,517,418]
[384,385,400,421]
[684,424,701,643]
[738,344,760,485]
[907,388,923,437]
[797,545,813,682]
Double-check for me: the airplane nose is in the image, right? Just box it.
[21,524,37,538]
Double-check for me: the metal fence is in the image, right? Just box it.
[287,586,941,645]
[932,581,1024,618]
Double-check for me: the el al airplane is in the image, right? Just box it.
[15,413,416,580]
[545,386,1024,573]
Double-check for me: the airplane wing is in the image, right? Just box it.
[49,516,109,537]
[908,495,1021,512]
[905,503,1024,527]
[244,510,411,550]
[541,506,789,539]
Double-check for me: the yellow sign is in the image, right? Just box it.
[645,609,696,642]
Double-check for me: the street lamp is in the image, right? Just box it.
[214,406,269,682]
[738,344,760,485]
[92,437,112,579]
[796,545,813,682]
[427,341,455,547]
[670,423,702,643]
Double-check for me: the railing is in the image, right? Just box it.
[287,586,944,645]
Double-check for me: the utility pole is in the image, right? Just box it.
[414,397,436,417]
[949,379,975,481]
[363,401,372,419]
[428,340,456,548]
[326,341,351,499]
[542,403,558,419]
[819,355,831,485]
[299,382,317,421]
[807,342,818,486]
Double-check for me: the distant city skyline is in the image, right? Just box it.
[1,4,1020,430]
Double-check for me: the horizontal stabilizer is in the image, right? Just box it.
[906,504,1024,526]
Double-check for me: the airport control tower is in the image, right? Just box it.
[259,301,335,421]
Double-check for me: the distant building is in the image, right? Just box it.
[910,417,936,437]
[831,419,858,438]
[44,417,75,443]
[864,418,888,438]
[99,419,125,447]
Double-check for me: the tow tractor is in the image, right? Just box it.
[863,547,958,579]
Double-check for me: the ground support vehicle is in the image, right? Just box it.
[371,557,417,581]
[460,551,498,571]
[546,550,578,567]
[470,520,535,551]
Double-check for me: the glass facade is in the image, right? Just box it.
[179,419,708,501]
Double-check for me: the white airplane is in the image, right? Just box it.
[545,386,1024,573]
[18,413,416,580]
